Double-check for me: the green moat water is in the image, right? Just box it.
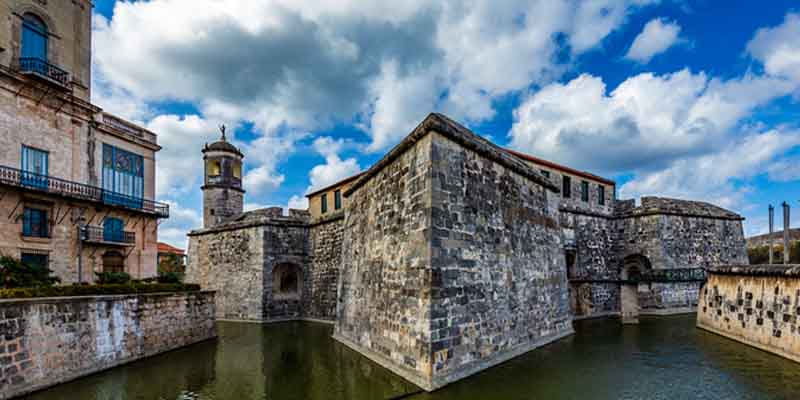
[29,314,800,400]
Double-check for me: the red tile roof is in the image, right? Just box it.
[158,242,185,255]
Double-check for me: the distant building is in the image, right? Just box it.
[0,0,168,283]
[746,229,800,249]
[157,242,186,272]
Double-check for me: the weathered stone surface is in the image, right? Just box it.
[0,292,216,400]
[698,269,800,365]
[334,128,572,391]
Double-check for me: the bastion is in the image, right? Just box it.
[332,113,573,391]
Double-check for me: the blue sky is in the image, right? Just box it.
[90,1,800,248]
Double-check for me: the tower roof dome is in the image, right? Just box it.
[203,125,244,157]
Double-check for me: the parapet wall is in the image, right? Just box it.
[0,291,216,400]
[698,265,800,364]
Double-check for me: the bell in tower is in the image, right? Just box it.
[201,125,245,228]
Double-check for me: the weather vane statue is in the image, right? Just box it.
[219,124,227,141]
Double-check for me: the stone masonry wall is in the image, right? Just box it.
[262,222,309,321]
[306,215,344,320]
[427,132,572,388]
[186,226,264,320]
[698,265,800,365]
[0,291,216,399]
[334,133,435,389]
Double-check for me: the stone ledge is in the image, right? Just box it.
[0,290,215,305]
[707,264,800,276]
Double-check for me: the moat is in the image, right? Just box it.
[27,315,800,400]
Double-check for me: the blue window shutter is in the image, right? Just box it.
[21,19,47,61]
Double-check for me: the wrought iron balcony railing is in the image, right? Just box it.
[81,226,135,245]
[0,165,169,218]
[18,57,70,87]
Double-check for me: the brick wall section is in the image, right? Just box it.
[306,214,343,320]
[0,291,216,399]
[698,265,800,365]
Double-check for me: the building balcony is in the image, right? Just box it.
[18,57,70,88]
[0,165,169,218]
[81,226,135,246]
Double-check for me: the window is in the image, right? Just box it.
[232,163,241,179]
[581,181,589,202]
[598,185,606,206]
[22,207,48,238]
[102,251,125,274]
[21,252,48,269]
[562,176,571,198]
[321,193,328,214]
[334,190,342,210]
[21,13,48,62]
[21,145,48,189]
[102,144,144,209]
[541,170,550,178]
[103,217,125,243]
[208,160,221,177]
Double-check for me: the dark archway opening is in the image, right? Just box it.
[272,263,302,299]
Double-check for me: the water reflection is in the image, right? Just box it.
[29,315,800,400]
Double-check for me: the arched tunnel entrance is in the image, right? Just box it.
[621,254,651,324]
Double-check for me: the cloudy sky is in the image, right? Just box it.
[91,1,800,248]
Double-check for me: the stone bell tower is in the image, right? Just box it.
[202,125,245,228]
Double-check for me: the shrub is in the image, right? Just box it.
[0,256,60,288]
[95,271,131,284]
[0,283,201,299]
[157,271,184,284]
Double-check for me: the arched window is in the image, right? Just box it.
[21,13,48,61]
[102,251,125,274]
[208,160,221,177]
[272,263,302,299]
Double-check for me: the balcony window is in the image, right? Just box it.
[103,217,125,243]
[21,14,48,62]
[21,145,48,190]
[102,144,144,209]
[334,190,342,210]
[23,207,48,238]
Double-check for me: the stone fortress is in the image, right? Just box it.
[186,113,748,391]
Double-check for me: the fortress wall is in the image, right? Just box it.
[306,214,345,321]
[425,132,572,389]
[186,225,264,321]
[334,132,435,389]
[262,223,309,321]
[698,266,800,364]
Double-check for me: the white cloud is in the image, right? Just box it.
[306,136,362,192]
[157,200,203,250]
[509,68,798,211]
[93,0,658,153]
[287,195,309,210]
[767,159,800,182]
[625,18,683,63]
[747,13,800,84]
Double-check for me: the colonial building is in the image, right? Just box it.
[0,0,168,283]
[187,113,747,390]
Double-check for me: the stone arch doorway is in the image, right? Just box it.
[272,263,302,300]
[621,254,651,324]
[102,251,125,274]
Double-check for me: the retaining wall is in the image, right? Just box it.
[0,291,216,399]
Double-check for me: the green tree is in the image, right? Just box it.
[0,256,59,288]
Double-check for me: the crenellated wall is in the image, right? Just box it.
[0,291,216,400]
